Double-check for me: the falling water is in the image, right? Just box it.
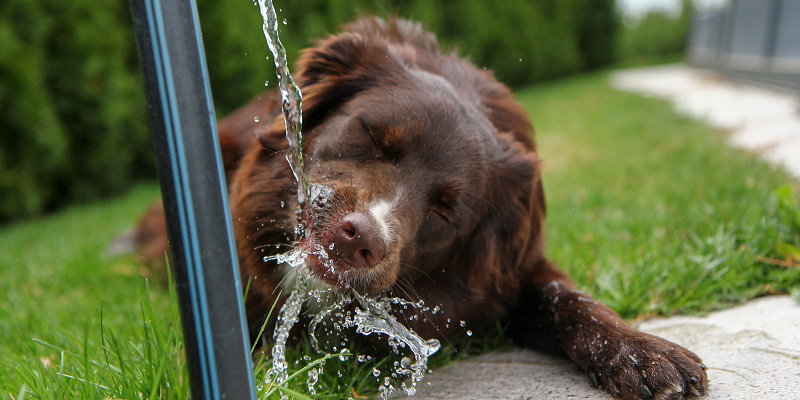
[257,0,310,205]
[266,268,308,384]
[256,2,441,397]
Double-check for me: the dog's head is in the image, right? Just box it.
[242,18,544,298]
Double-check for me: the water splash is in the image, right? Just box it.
[346,292,441,396]
[308,290,352,352]
[267,261,309,385]
[255,1,442,396]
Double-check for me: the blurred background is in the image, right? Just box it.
[0,0,743,225]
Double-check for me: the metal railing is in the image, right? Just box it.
[688,0,800,93]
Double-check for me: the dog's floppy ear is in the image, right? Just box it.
[253,33,384,151]
[462,132,545,294]
[294,32,406,128]
[254,31,404,150]
[296,32,385,87]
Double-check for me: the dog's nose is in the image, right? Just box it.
[333,212,386,268]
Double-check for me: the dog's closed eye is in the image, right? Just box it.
[362,121,385,161]
[428,207,456,228]
[428,183,461,229]
[342,120,382,163]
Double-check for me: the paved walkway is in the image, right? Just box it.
[611,64,800,179]
[405,66,800,399]
[407,296,800,399]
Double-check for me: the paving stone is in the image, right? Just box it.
[610,64,800,180]
[405,296,800,400]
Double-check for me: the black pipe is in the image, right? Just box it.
[129,0,257,398]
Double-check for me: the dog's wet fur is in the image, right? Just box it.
[132,17,708,399]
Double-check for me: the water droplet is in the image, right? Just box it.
[282,18,287,25]
[307,367,319,394]
[459,320,466,327]
[466,330,473,336]
[519,58,523,62]
[373,367,381,377]
[405,385,416,396]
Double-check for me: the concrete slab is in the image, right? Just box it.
[405,296,800,399]
[639,296,800,400]
[610,65,800,180]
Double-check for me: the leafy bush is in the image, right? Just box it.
[198,0,618,97]
[0,0,152,223]
[617,0,691,65]
[0,0,618,223]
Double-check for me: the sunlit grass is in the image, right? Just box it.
[2,72,799,399]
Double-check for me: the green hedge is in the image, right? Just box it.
[618,0,691,66]
[0,0,617,223]
[0,0,152,222]
[200,0,618,98]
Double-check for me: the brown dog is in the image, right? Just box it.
[133,17,708,399]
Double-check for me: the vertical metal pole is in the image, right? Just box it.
[718,1,737,70]
[764,0,783,61]
[129,0,257,399]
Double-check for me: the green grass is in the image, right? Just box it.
[521,72,800,319]
[0,184,191,398]
[2,71,800,399]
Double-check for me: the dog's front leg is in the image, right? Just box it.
[510,260,708,400]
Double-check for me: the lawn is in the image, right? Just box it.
[519,74,800,318]
[1,71,799,399]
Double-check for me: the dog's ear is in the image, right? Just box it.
[296,32,386,87]
[462,132,545,294]
[488,132,546,266]
[294,32,406,128]
[255,17,439,150]
[254,32,404,150]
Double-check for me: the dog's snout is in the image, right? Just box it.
[334,212,386,268]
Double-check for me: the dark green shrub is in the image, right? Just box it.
[1,0,67,219]
[574,0,619,69]
[617,0,691,65]
[197,0,619,109]
[0,0,619,223]
[0,0,152,223]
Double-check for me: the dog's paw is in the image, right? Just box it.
[585,333,708,400]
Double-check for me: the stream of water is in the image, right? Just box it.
[256,1,441,397]
[256,0,309,205]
